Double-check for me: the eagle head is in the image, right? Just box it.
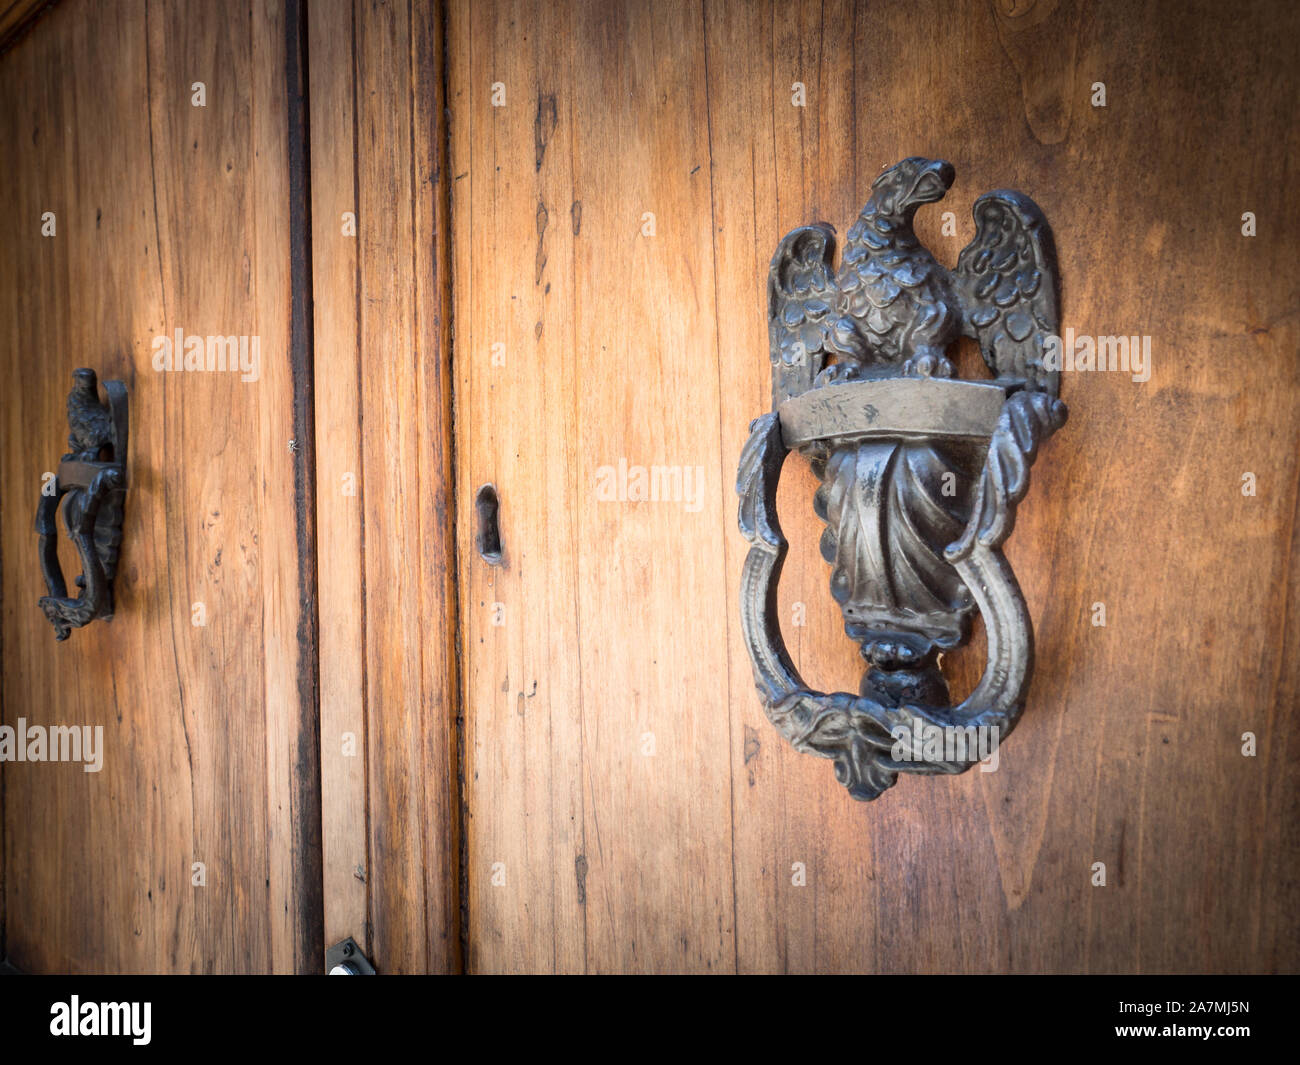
[870,157,955,219]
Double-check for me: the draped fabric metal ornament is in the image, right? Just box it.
[737,158,1066,801]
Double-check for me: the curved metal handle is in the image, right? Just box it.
[738,390,1064,800]
[738,158,1066,802]
[35,369,129,641]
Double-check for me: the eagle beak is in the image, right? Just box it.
[907,159,955,206]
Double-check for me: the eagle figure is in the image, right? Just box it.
[66,367,115,460]
[765,158,1061,688]
[769,157,1060,402]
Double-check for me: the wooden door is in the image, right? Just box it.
[448,0,1300,973]
[0,0,321,973]
[2,0,1296,976]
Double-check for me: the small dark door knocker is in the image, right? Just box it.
[737,158,1067,801]
[36,368,129,640]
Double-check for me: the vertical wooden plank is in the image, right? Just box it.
[308,0,367,962]
[0,0,320,972]
[567,0,736,973]
[450,0,587,973]
[451,0,737,972]
[309,0,460,973]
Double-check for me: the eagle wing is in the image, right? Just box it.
[768,224,866,405]
[953,190,1060,394]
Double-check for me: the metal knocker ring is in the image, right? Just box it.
[737,158,1067,802]
[35,368,129,641]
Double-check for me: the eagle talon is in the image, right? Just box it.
[814,359,865,386]
[901,353,954,379]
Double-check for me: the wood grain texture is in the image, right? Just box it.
[0,0,55,54]
[0,0,321,972]
[450,0,1300,973]
[308,0,460,973]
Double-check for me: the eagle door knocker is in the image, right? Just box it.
[737,158,1067,801]
[35,368,129,640]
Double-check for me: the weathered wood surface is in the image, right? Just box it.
[0,0,54,54]
[449,0,1299,972]
[308,0,460,973]
[0,0,321,972]
[2,0,1295,976]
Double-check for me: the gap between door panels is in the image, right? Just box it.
[285,0,326,975]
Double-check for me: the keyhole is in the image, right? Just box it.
[475,484,503,565]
